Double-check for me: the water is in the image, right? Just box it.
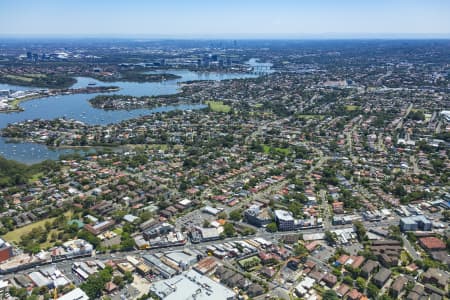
[0,69,260,163]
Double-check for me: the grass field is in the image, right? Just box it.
[296,114,325,120]
[5,74,34,82]
[262,145,290,155]
[345,105,360,111]
[28,172,44,184]
[2,211,73,246]
[206,100,231,113]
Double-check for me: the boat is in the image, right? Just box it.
[88,82,97,86]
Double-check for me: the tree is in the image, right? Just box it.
[80,267,113,299]
[229,209,242,221]
[343,275,354,286]
[325,230,337,245]
[223,223,235,237]
[367,283,380,299]
[353,221,367,242]
[124,271,134,283]
[217,212,228,219]
[322,290,339,300]
[356,277,366,291]
[266,222,278,233]
[120,233,135,251]
[113,276,124,287]
[293,243,308,256]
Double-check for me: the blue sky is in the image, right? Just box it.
[0,0,449,37]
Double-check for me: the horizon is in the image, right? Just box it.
[1,0,450,38]
[1,33,450,40]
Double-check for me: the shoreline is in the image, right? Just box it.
[0,86,120,114]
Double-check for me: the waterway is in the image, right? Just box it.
[0,69,260,163]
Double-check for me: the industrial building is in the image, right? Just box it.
[150,269,236,300]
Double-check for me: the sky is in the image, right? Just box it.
[0,0,449,38]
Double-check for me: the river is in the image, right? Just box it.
[0,69,260,164]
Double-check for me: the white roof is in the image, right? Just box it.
[274,209,294,221]
[179,199,192,206]
[150,269,235,300]
[57,288,89,300]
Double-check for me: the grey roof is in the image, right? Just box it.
[373,268,391,283]
[143,254,177,277]
[150,269,236,300]
[28,271,52,287]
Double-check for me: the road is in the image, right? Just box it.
[395,103,413,130]
[410,155,419,174]
[320,190,331,230]
[402,234,420,261]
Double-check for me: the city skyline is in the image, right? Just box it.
[1,0,450,38]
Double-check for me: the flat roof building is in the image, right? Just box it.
[400,215,432,232]
[150,269,236,300]
[274,209,295,231]
[57,287,89,300]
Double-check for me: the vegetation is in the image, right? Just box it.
[206,100,231,113]
[322,290,340,300]
[0,73,76,88]
[0,156,59,188]
[223,222,236,237]
[266,222,278,233]
[238,256,261,271]
[2,211,72,251]
[228,209,242,221]
[80,266,113,299]
[93,71,180,83]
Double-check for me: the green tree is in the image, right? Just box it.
[223,223,235,237]
[80,266,113,299]
[217,212,228,219]
[293,243,308,256]
[229,209,242,221]
[325,230,337,245]
[124,271,134,283]
[266,222,278,233]
[343,275,354,286]
[356,277,366,291]
[367,283,380,299]
[323,290,339,300]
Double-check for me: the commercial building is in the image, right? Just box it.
[143,254,178,279]
[149,269,236,300]
[399,215,432,232]
[51,239,93,261]
[244,205,272,227]
[274,210,295,231]
[143,223,175,240]
[0,239,13,263]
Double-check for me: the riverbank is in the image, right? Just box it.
[88,94,194,110]
[88,72,181,83]
[0,85,120,113]
[0,74,77,89]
